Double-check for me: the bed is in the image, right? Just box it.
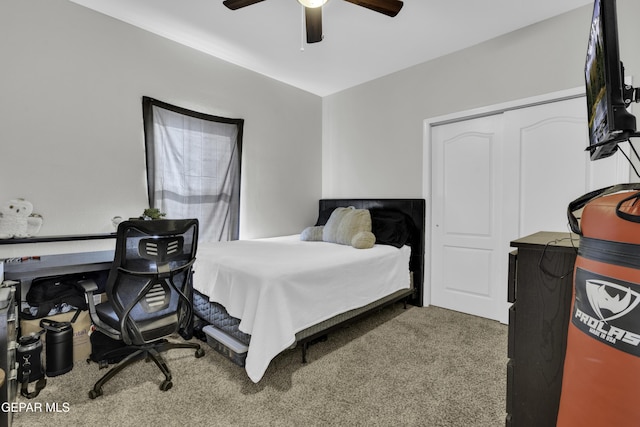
[191,199,425,383]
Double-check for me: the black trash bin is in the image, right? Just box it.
[40,319,73,377]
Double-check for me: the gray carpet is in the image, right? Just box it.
[12,305,507,426]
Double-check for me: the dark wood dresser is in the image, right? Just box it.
[506,232,578,427]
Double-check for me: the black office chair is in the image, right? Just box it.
[81,219,204,399]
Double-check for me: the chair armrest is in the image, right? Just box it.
[79,278,101,325]
[79,279,99,294]
[78,279,121,340]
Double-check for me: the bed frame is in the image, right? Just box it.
[193,198,426,364]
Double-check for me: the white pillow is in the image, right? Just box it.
[300,225,324,241]
[323,207,373,247]
[351,231,376,249]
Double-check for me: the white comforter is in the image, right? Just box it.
[192,235,411,382]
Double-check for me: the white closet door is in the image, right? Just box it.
[430,96,627,323]
[431,114,506,321]
[502,97,626,241]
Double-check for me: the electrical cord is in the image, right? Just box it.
[618,139,640,178]
[537,236,578,280]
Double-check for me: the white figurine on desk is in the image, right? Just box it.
[0,199,43,239]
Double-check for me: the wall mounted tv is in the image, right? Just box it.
[585,0,639,160]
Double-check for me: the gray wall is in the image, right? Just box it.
[0,0,322,257]
[3,0,640,258]
[322,1,640,197]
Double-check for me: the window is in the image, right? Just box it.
[142,97,243,243]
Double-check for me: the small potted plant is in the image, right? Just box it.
[142,208,166,220]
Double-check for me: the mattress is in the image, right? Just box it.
[192,234,411,382]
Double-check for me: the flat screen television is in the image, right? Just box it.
[585,0,637,160]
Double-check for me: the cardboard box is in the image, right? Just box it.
[20,310,92,363]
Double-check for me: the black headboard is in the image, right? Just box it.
[318,199,425,307]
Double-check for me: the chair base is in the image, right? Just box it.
[88,340,205,399]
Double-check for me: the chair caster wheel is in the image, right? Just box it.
[89,388,103,399]
[160,380,173,391]
[195,348,205,358]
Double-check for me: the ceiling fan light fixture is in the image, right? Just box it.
[297,0,327,8]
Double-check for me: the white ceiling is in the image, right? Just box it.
[69,0,594,96]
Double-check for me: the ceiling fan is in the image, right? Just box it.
[222,0,404,44]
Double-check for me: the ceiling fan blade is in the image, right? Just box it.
[223,0,266,10]
[342,0,403,17]
[305,7,323,44]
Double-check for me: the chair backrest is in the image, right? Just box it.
[107,219,199,345]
